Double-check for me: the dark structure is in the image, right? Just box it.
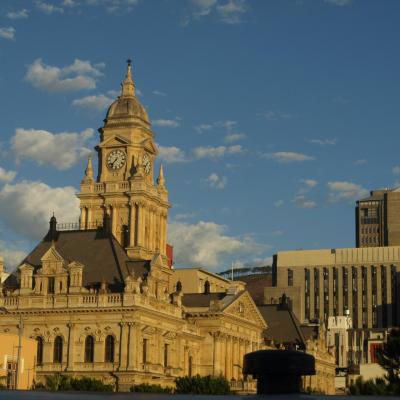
[243,350,315,394]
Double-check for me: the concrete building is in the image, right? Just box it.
[0,62,265,392]
[356,188,400,247]
[268,246,400,365]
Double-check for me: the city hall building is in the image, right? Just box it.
[0,63,266,391]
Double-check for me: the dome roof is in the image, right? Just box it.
[103,61,151,130]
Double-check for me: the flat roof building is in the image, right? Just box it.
[356,188,400,247]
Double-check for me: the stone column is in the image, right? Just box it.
[111,205,118,237]
[94,336,104,364]
[338,267,343,316]
[137,203,144,247]
[366,266,372,328]
[87,207,92,227]
[309,268,315,320]
[376,266,383,327]
[149,208,155,251]
[80,208,87,230]
[127,322,137,371]
[66,323,75,371]
[118,322,129,371]
[129,203,136,247]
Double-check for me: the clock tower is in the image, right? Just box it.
[77,61,170,261]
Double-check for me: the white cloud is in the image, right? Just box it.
[216,0,247,24]
[327,181,369,202]
[35,1,64,14]
[0,27,16,40]
[168,219,263,270]
[195,124,213,134]
[274,199,284,208]
[157,145,187,163]
[62,0,76,6]
[72,93,113,111]
[206,173,227,189]
[258,110,293,120]
[11,128,94,170]
[292,195,317,209]
[307,138,337,146]
[264,151,314,163]
[153,119,181,128]
[152,90,167,96]
[393,166,400,175]
[194,145,243,159]
[0,167,17,183]
[302,179,318,188]
[6,9,29,19]
[25,58,104,92]
[0,241,28,271]
[187,0,248,25]
[354,159,367,165]
[0,181,79,241]
[324,0,352,6]
[224,133,246,143]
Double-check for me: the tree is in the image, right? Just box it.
[377,328,400,394]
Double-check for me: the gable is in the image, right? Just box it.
[140,138,158,155]
[224,291,267,328]
[100,135,131,147]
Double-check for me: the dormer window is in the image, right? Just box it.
[48,277,55,294]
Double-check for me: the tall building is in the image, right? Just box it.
[0,62,266,391]
[356,188,400,248]
[268,246,400,365]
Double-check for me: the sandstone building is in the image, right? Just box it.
[356,188,400,247]
[0,62,265,391]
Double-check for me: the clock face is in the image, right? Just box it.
[107,149,126,170]
[142,153,151,175]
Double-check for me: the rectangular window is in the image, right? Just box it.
[142,339,148,364]
[48,277,55,294]
[314,269,320,318]
[164,343,169,368]
[287,269,293,286]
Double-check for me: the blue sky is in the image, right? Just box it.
[0,0,400,272]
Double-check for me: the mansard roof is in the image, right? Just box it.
[3,230,150,291]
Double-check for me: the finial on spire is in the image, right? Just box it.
[157,164,166,187]
[121,58,135,97]
[85,155,93,180]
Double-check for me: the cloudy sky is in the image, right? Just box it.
[0,0,399,272]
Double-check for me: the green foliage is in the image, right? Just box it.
[175,375,231,395]
[130,383,172,393]
[377,328,400,394]
[43,374,113,392]
[348,377,389,395]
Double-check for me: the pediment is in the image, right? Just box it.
[100,135,131,147]
[41,246,64,263]
[68,261,84,270]
[18,262,34,272]
[141,138,158,154]
[150,252,164,269]
[224,291,267,328]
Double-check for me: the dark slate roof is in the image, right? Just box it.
[182,291,241,310]
[258,304,306,349]
[3,229,150,291]
[237,273,272,305]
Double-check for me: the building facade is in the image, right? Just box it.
[268,246,400,365]
[0,62,265,391]
[356,188,400,247]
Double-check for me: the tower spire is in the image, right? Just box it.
[85,155,93,180]
[157,164,166,187]
[121,59,135,97]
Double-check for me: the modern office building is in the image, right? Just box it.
[356,188,400,247]
[268,246,400,365]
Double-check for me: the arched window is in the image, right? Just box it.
[104,335,114,363]
[53,336,63,363]
[85,335,94,363]
[36,337,43,365]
